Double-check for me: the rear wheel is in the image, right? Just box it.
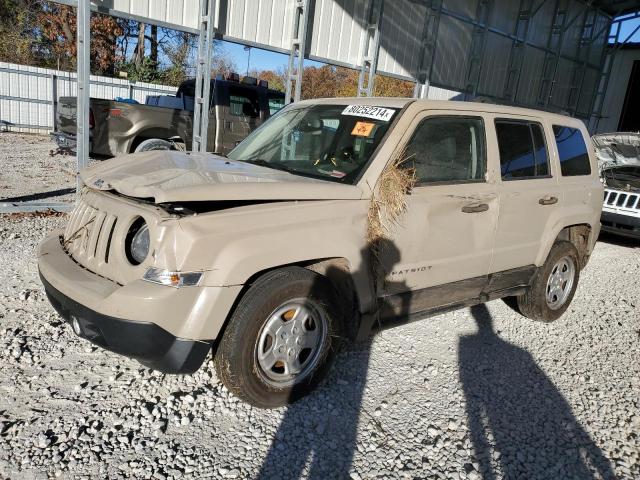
[214,267,344,408]
[134,138,172,152]
[517,241,580,322]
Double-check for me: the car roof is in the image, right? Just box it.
[295,97,583,126]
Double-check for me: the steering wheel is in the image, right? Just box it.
[314,146,355,169]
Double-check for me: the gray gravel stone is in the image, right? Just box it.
[0,134,638,479]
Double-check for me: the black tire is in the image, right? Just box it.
[134,138,172,152]
[214,267,344,408]
[517,241,580,322]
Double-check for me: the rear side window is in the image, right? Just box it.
[553,126,591,176]
[404,116,486,184]
[495,120,550,179]
[229,87,259,118]
[268,94,285,116]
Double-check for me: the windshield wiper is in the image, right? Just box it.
[241,159,291,173]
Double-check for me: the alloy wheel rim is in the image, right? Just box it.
[255,299,327,387]
[545,256,575,310]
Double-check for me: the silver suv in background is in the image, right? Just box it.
[593,133,640,239]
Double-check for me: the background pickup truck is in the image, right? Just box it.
[52,74,285,157]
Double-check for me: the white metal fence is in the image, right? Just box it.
[0,61,177,134]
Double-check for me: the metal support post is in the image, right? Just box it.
[463,0,493,100]
[568,7,597,115]
[357,0,383,97]
[192,0,216,153]
[51,74,58,132]
[413,0,443,99]
[503,0,536,103]
[285,0,310,104]
[535,0,581,109]
[76,0,90,192]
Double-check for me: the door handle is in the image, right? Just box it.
[539,196,558,206]
[461,203,489,213]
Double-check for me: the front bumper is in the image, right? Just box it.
[601,210,640,239]
[38,232,243,373]
[41,272,210,373]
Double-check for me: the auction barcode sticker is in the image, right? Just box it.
[342,105,396,122]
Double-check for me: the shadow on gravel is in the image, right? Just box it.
[257,240,409,480]
[459,304,615,479]
[0,187,75,203]
[597,231,639,249]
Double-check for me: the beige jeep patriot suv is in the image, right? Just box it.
[38,98,602,408]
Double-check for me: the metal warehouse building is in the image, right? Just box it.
[10,0,640,208]
[63,1,640,144]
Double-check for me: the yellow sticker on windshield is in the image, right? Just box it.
[352,121,375,137]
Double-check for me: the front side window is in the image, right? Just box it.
[553,125,591,176]
[227,104,399,183]
[404,116,486,184]
[496,120,550,179]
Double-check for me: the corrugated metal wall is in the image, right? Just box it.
[0,62,177,134]
[92,0,200,31]
[406,0,611,119]
[214,0,611,119]
[308,0,369,67]
[220,0,296,51]
[36,0,617,125]
[376,0,425,78]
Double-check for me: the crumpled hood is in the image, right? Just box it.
[81,150,363,203]
[592,132,640,172]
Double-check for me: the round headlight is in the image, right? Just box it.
[126,218,150,265]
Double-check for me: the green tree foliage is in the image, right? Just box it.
[0,0,55,67]
[116,57,162,84]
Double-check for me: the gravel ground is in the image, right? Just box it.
[0,132,79,204]
[0,134,639,480]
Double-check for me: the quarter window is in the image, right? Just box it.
[495,121,550,179]
[404,116,486,184]
[553,126,591,176]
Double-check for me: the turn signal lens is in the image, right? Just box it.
[143,268,203,288]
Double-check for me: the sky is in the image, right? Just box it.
[221,40,324,75]
[614,16,640,42]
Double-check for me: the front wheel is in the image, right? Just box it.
[517,241,580,322]
[213,267,344,408]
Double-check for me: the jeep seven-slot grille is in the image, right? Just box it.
[603,189,639,211]
[63,196,118,272]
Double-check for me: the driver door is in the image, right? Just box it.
[378,111,499,317]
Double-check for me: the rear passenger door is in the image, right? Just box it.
[491,117,562,272]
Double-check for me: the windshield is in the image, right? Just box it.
[227,104,399,183]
